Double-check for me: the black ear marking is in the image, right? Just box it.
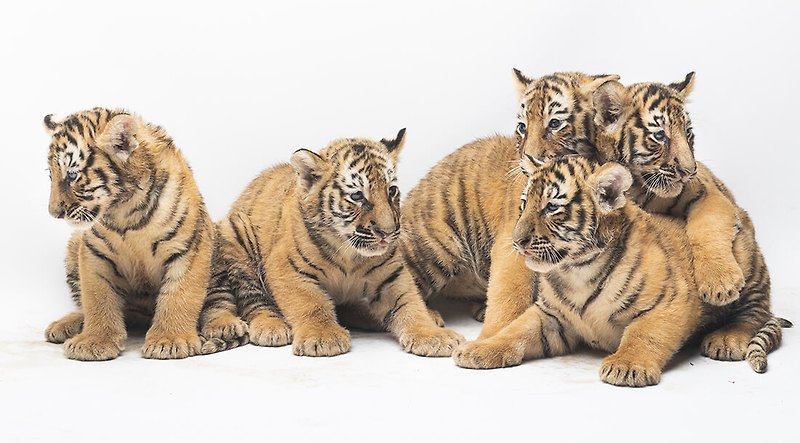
[668,72,696,97]
[513,68,533,87]
[380,128,406,153]
[352,143,367,155]
[44,114,58,131]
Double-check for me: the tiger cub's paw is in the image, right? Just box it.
[600,354,661,387]
[64,332,124,361]
[249,314,292,347]
[694,259,745,306]
[700,328,748,361]
[201,312,249,341]
[470,303,486,323]
[453,338,524,369]
[399,326,465,357]
[292,324,351,357]
[141,332,201,359]
[428,308,445,327]
[45,312,84,344]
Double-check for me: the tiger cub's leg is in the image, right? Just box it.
[454,303,575,369]
[687,183,745,306]
[64,244,127,361]
[367,267,465,357]
[601,293,700,387]
[478,229,537,339]
[141,231,211,360]
[267,264,350,357]
[46,238,84,343]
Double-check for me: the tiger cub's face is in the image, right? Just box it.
[44,108,139,229]
[290,129,406,257]
[512,70,620,166]
[512,156,632,273]
[592,73,697,198]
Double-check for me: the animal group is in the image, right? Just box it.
[42,70,791,387]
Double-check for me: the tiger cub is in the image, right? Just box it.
[591,75,790,364]
[202,130,464,357]
[43,108,213,360]
[401,71,618,335]
[453,157,787,385]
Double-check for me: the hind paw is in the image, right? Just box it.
[45,312,84,344]
[701,329,748,361]
[470,303,486,323]
[201,312,248,341]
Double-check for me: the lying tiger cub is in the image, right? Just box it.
[201,130,465,357]
[453,156,787,386]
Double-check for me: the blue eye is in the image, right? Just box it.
[516,121,527,136]
[548,119,561,129]
[544,202,559,214]
[350,191,364,202]
[388,186,399,198]
[66,171,78,183]
[653,130,666,141]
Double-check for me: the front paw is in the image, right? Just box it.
[453,338,524,369]
[428,308,445,327]
[249,314,292,347]
[64,333,124,361]
[201,312,249,341]
[600,354,661,387]
[470,303,486,322]
[292,324,350,357]
[399,326,465,357]
[45,313,84,344]
[142,332,201,359]
[695,260,745,306]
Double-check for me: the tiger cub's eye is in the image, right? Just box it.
[548,118,562,129]
[544,202,559,214]
[388,186,399,198]
[66,171,78,183]
[654,130,666,141]
[516,122,527,136]
[350,191,365,202]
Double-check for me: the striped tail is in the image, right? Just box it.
[746,317,793,373]
[200,334,250,355]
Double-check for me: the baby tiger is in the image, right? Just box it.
[43,108,213,360]
[201,130,464,357]
[591,74,791,364]
[401,71,618,333]
[453,157,788,386]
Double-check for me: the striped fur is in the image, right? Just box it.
[400,71,620,334]
[592,75,790,371]
[453,157,787,385]
[202,130,464,356]
[43,108,213,360]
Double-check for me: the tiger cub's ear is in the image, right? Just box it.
[380,128,406,159]
[98,114,139,161]
[588,162,632,213]
[592,80,629,129]
[669,72,696,99]
[290,149,327,190]
[43,114,61,135]
[512,68,534,97]
[579,74,621,97]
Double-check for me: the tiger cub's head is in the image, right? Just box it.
[512,70,620,165]
[512,156,632,273]
[290,129,406,257]
[44,108,142,229]
[592,73,697,198]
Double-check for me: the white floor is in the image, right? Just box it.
[1,293,797,443]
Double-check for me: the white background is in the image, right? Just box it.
[1,1,798,442]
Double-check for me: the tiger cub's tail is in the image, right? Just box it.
[746,317,793,373]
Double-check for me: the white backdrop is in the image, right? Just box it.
[1,1,798,442]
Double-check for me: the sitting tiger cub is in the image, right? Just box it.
[590,75,791,364]
[43,108,213,360]
[453,157,788,386]
[201,130,464,357]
